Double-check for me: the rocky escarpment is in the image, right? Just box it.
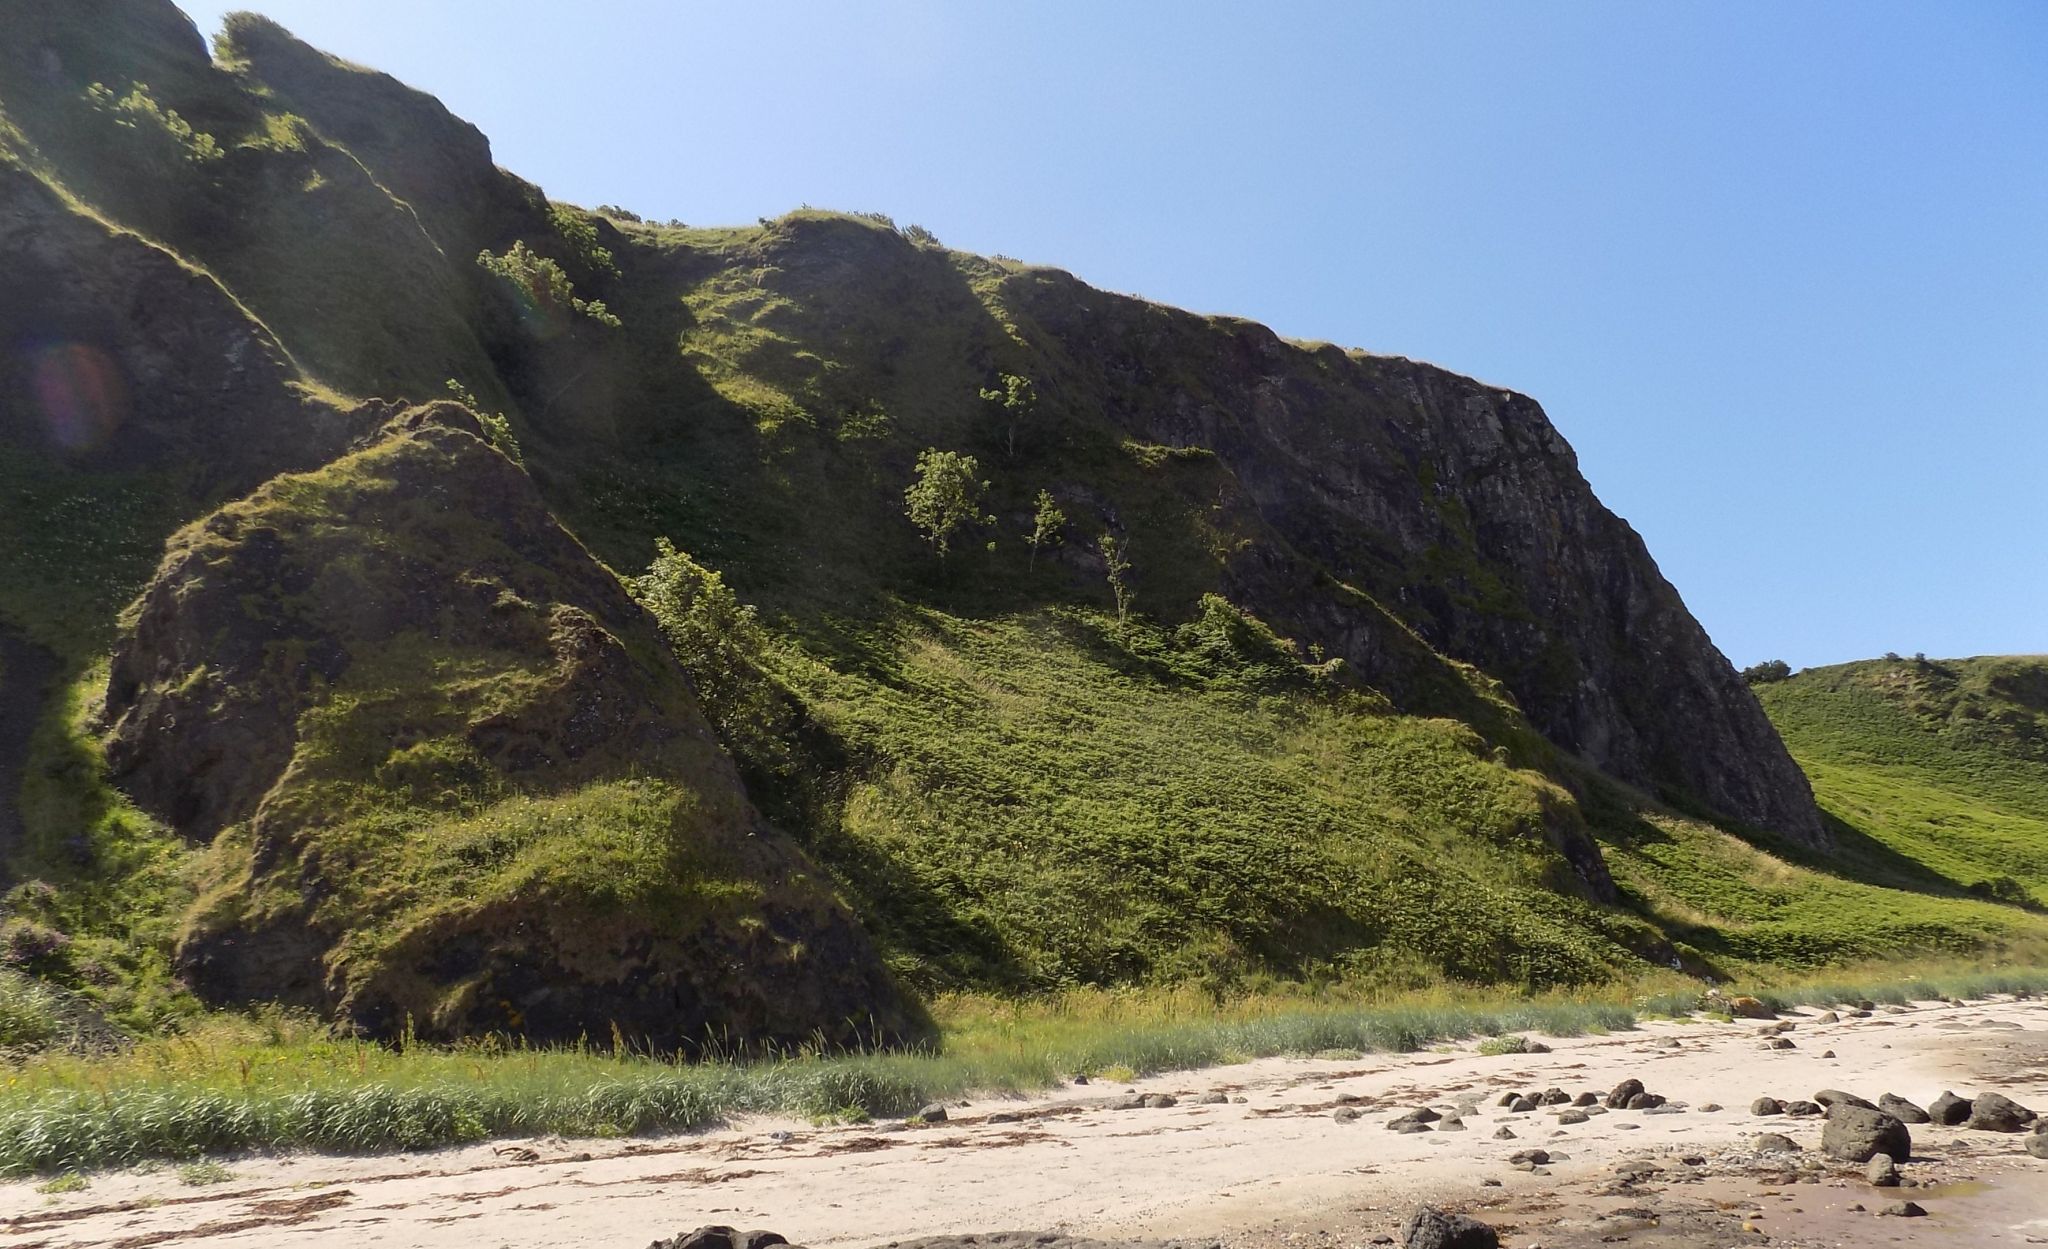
[100,402,921,1051]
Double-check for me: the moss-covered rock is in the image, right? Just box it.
[101,402,922,1051]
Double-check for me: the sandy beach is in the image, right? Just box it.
[6,995,2046,1249]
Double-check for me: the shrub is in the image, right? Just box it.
[1741,659,1793,685]
[477,242,621,328]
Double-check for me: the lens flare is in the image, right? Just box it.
[26,341,128,452]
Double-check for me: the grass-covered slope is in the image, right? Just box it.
[1758,655,2048,907]
[87,402,920,1052]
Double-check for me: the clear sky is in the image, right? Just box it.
[183,1,2046,670]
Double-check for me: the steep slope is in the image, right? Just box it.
[19,1,2032,1044]
[99,401,919,1050]
[1758,655,2048,907]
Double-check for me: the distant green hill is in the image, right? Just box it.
[1757,655,2048,909]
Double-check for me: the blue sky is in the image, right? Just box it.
[186,1,2046,669]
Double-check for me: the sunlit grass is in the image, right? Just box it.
[3,959,2042,1176]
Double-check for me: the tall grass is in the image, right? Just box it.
[0,987,1630,1176]
[1,961,2043,1176]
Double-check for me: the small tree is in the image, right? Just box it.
[1740,659,1792,685]
[979,372,1038,459]
[903,449,991,558]
[631,538,775,741]
[1027,490,1065,568]
[1099,533,1133,624]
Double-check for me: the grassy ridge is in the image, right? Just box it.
[1758,656,2048,905]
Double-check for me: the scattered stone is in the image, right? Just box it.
[1334,1107,1362,1123]
[912,1103,948,1124]
[1395,1122,1433,1135]
[1625,1092,1667,1110]
[1387,1107,1442,1130]
[1643,1105,1687,1115]
[1966,1092,2036,1132]
[1508,1095,1538,1113]
[1730,996,1775,1019]
[1556,1109,1589,1125]
[1540,1088,1571,1105]
[1195,1091,1229,1105]
[1616,1122,1641,1130]
[1335,1093,1364,1105]
[1496,1091,1521,1107]
[1878,1094,1930,1124]
[1817,1011,1840,1023]
[1585,1106,1608,1115]
[2025,1135,2048,1160]
[1823,1105,1911,1163]
[1848,1009,1873,1018]
[987,1112,1020,1124]
[1928,1091,1972,1125]
[1509,1149,1552,1165]
[1232,1096,1247,1104]
[1681,1154,1706,1166]
[1605,1079,1646,1109]
[1699,1103,1723,1112]
[1865,1153,1900,1186]
[1751,1097,1785,1116]
[1755,1133,1801,1153]
[1399,1203,1499,1249]
[1821,1049,1837,1058]
[1438,1116,1467,1132]
[1139,1093,1177,1109]
[1493,1126,1516,1140]
[1479,1178,1502,1187]
[1815,1090,1878,1111]
[1855,999,1876,1010]
[1572,1091,1600,1107]
[1785,1101,1822,1117]
[1765,1037,1796,1050]
[1072,1074,1090,1085]
[1879,1201,1927,1218]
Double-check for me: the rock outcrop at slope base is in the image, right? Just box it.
[101,403,922,1052]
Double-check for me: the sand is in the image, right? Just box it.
[5,995,2046,1248]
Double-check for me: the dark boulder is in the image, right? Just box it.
[1606,1079,1645,1109]
[1966,1092,2036,1132]
[1928,1091,1972,1125]
[1400,1205,1499,1249]
[1878,1094,1930,1124]
[1822,1105,1911,1163]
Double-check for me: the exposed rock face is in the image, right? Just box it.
[0,165,356,484]
[1006,281,1825,845]
[101,404,921,1051]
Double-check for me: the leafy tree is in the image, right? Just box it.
[903,449,991,558]
[901,223,941,246]
[1740,659,1792,685]
[1099,533,1133,624]
[631,538,777,743]
[476,241,622,328]
[979,372,1039,459]
[1027,490,1065,568]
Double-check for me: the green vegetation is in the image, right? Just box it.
[903,449,991,558]
[1758,656,2048,908]
[477,241,622,328]
[1028,490,1065,567]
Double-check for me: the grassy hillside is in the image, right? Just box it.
[2,3,2046,1061]
[1758,655,2048,908]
